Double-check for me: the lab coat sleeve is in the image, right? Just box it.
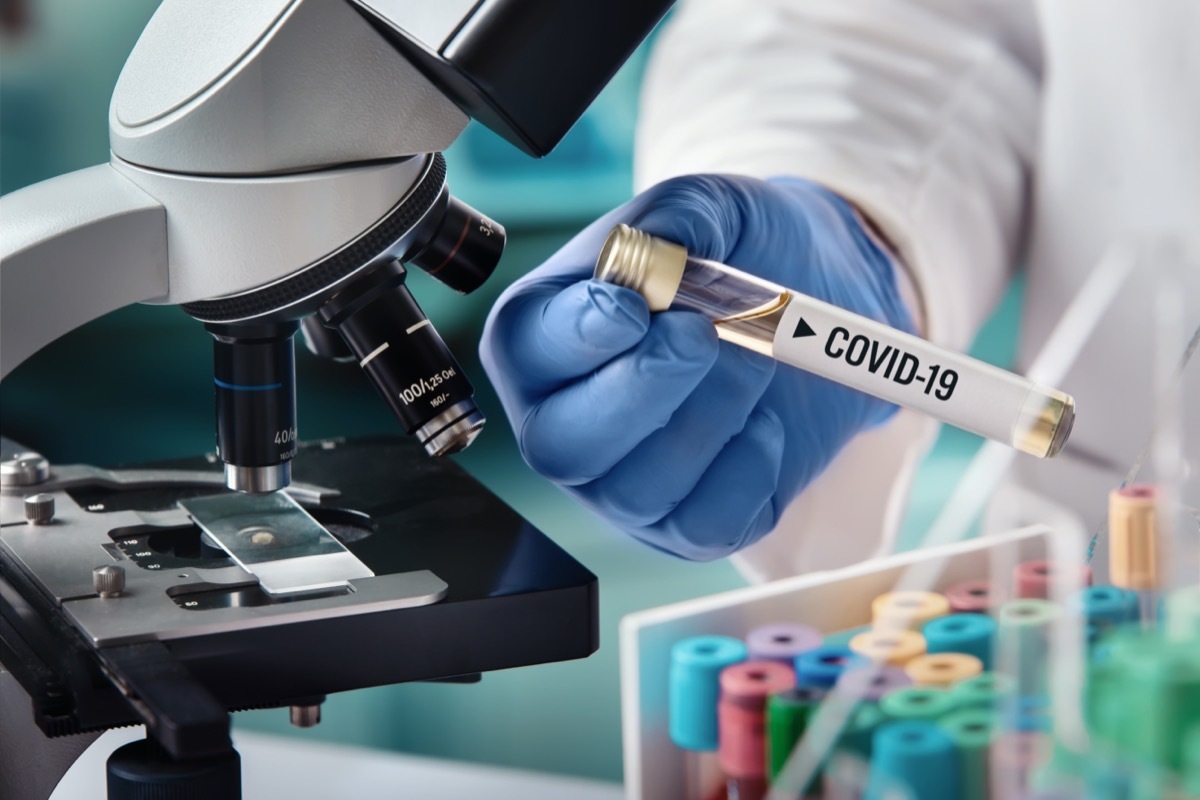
[634,0,1041,580]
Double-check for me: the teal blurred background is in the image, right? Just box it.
[0,2,1017,783]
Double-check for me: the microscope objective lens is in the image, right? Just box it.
[317,262,485,456]
[206,320,299,493]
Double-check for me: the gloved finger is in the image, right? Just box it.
[518,311,719,485]
[627,174,747,264]
[631,406,786,561]
[483,279,650,396]
[574,345,777,528]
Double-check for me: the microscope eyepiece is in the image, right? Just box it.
[406,191,505,295]
[317,262,484,456]
[205,320,299,493]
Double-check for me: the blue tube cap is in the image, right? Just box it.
[669,635,748,751]
[867,720,960,800]
[923,613,997,669]
[795,645,869,689]
[1071,586,1140,627]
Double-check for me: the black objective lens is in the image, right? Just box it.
[299,317,354,362]
[317,262,484,456]
[206,320,299,493]
[406,191,505,294]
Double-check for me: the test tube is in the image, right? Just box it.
[718,661,795,800]
[990,732,1052,798]
[1108,484,1163,626]
[939,708,1000,800]
[670,636,748,800]
[766,686,825,784]
[996,599,1062,696]
[867,720,961,800]
[595,224,1075,458]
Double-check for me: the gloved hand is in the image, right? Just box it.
[480,174,916,560]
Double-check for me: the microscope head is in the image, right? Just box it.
[180,152,505,493]
[96,0,673,492]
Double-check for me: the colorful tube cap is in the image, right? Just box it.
[669,635,747,751]
[1014,559,1093,600]
[872,591,950,631]
[879,686,958,720]
[746,622,822,665]
[923,613,997,669]
[951,672,1016,710]
[849,629,927,666]
[905,652,984,688]
[867,720,960,800]
[1070,585,1139,627]
[945,579,999,614]
[836,665,913,702]
[795,645,870,689]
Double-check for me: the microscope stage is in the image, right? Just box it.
[0,436,598,745]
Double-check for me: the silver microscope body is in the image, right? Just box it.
[0,2,672,797]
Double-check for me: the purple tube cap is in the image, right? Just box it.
[746,623,822,664]
[835,665,913,702]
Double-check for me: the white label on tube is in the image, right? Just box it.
[771,293,1035,447]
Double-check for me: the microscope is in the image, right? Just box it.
[0,1,673,797]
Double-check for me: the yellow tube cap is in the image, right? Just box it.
[850,629,927,666]
[872,591,951,631]
[904,652,984,688]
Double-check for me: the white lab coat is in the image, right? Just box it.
[636,0,1200,581]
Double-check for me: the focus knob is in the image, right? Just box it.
[106,740,241,800]
[93,565,127,598]
[2,451,49,487]
[24,494,55,525]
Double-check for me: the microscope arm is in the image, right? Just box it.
[0,164,167,379]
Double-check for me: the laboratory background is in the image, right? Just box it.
[3,2,1195,799]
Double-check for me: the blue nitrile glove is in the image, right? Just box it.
[480,174,916,560]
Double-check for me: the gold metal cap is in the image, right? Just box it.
[594,224,687,312]
[1014,388,1075,458]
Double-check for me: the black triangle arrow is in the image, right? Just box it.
[792,317,817,339]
